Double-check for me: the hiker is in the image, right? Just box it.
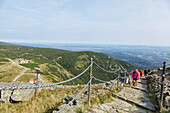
[144,69,147,78]
[137,70,141,79]
[139,70,143,77]
[131,69,139,86]
[148,69,151,75]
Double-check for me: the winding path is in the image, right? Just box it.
[6,58,46,84]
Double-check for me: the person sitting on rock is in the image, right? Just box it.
[131,69,139,86]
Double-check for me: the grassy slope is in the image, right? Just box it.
[0,43,137,84]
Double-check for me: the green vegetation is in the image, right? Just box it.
[20,63,39,70]
[0,58,10,62]
[0,63,5,65]
[0,42,138,84]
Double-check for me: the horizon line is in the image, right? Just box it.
[0,40,170,48]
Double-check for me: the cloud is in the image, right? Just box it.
[15,7,40,14]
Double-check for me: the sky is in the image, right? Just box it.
[0,0,170,46]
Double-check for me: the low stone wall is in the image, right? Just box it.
[148,74,170,109]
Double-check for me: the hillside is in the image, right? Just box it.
[0,42,137,84]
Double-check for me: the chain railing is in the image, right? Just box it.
[0,62,93,90]
[1,58,129,113]
[57,77,93,113]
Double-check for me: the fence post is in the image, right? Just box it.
[159,62,166,113]
[124,69,126,84]
[88,58,93,107]
[36,70,41,97]
[117,69,120,90]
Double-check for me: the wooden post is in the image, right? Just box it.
[36,72,39,97]
[35,69,41,97]
[117,69,120,90]
[160,62,166,113]
[124,69,126,84]
[88,58,93,107]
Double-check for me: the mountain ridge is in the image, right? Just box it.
[0,42,138,84]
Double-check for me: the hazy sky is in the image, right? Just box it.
[0,0,170,46]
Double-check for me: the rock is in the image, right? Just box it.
[92,108,105,113]
[84,91,88,95]
[100,104,112,111]
[63,95,76,105]
[11,81,36,101]
[97,90,105,95]
[0,82,15,103]
[0,89,12,103]
[164,96,170,108]
[0,81,36,102]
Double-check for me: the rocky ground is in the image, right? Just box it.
[90,78,156,113]
[52,77,158,113]
[1,74,168,113]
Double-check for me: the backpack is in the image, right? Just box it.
[133,72,138,79]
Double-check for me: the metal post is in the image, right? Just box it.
[160,62,166,113]
[117,69,120,90]
[88,58,93,107]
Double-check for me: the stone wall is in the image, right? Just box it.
[148,74,170,109]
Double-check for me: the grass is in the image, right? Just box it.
[0,58,10,62]
[75,106,85,113]
[16,74,37,82]
[0,63,25,82]
[83,90,113,106]
[0,86,83,113]
[162,107,169,113]
[0,63,5,65]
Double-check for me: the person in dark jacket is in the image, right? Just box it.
[144,69,147,78]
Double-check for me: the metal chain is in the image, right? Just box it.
[93,62,120,74]
[56,77,93,113]
[0,62,93,90]
[93,76,118,83]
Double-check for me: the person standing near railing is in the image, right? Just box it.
[131,69,139,86]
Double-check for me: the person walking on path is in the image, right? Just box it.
[144,69,148,78]
[132,69,139,86]
[139,70,143,77]
[137,70,141,79]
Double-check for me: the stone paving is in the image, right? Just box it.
[91,77,156,113]
[54,77,157,113]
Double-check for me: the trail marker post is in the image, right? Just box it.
[36,69,41,97]
[88,58,93,107]
[160,62,166,112]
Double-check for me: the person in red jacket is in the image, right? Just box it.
[132,69,139,86]
[139,70,143,77]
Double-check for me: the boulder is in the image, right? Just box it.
[0,81,36,103]
[11,81,35,101]
[63,95,75,105]
[0,82,14,103]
